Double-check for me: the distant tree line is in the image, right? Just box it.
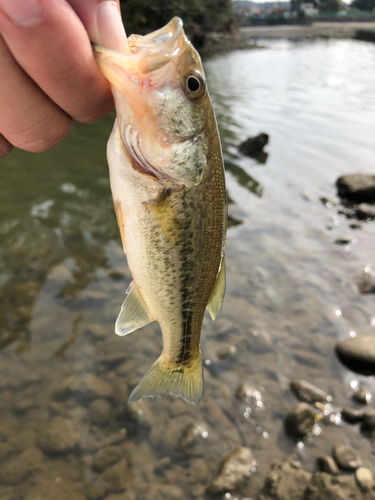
[350,0,375,10]
[119,0,234,35]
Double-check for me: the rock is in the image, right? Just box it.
[101,458,129,493]
[290,380,330,404]
[356,203,375,220]
[357,271,375,294]
[176,422,208,453]
[101,352,127,369]
[355,467,375,492]
[0,447,43,485]
[335,335,375,376]
[92,445,124,472]
[341,406,365,424]
[284,403,316,437]
[332,444,362,471]
[239,133,269,158]
[54,374,113,401]
[352,385,371,405]
[317,455,339,475]
[85,482,109,500]
[13,398,37,415]
[235,384,262,403]
[205,446,254,495]
[25,479,86,500]
[216,344,237,360]
[36,417,78,455]
[84,323,108,341]
[260,460,311,500]
[334,236,356,245]
[305,472,364,500]
[138,484,185,500]
[320,196,339,207]
[336,174,375,203]
[88,398,112,426]
[361,407,375,434]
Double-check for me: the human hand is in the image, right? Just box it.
[0,0,128,158]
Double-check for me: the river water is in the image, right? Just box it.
[0,39,375,499]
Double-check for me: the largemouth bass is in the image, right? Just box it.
[93,17,226,405]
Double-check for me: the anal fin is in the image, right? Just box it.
[207,256,226,320]
[115,281,152,336]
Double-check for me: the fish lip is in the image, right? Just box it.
[135,17,184,52]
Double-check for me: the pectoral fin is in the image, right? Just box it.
[115,282,153,336]
[207,257,226,321]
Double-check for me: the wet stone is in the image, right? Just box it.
[357,271,375,294]
[305,472,364,500]
[356,203,375,219]
[36,417,78,455]
[341,406,365,424]
[205,446,254,495]
[334,236,356,245]
[317,455,339,475]
[336,173,375,203]
[284,402,316,437]
[101,458,129,493]
[54,374,113,402]
[290,380,330,404]
[0,447,43,486]
[335,335,375,376]
[85,482,109,500]
[332,444,362,471]
[361,407,375,434]
[260,460,311,500]
[176,422,208,453]
[88,398,112,426]
[355,467,375,492]
[352,385,371,405]
[92,445,124,471]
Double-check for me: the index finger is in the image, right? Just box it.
[0,0,114,123]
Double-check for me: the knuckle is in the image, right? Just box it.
[17,115,73,153]
[0,135,14,158]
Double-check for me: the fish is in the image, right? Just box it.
[93,17,226,405]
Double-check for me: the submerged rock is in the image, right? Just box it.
[205,446,254,495]
[239,133,269,158]
[341,406,365,424]
[260,460,311,500]
[290,380,330,404]
[176,422,208,453]
[36,417,78,455]
[335,335,375,376]
[317,455,339,475]
[305,472,368,500]
[85,481,109,500]
[356,203,375,220]
[54,374,113,402]
[357,271,375,294]
[88,398,112,426]
[361,408,375,434]
[92,445,123,472]
[355,467,375,492]
[352,385,371,405]
[336,174,375,203]
[0,447,43,485]
[284,403,316,437]
[332,444,362,471]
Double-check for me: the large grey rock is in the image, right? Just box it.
[206,446,254,495]
[37,417,78,454]
[336,174,375,203]
[332,444,362,471]
[260,460,311,500]
[305,471,375,500]
[335,335,375,376]
[284,403,316,437]
[290,380,330,404]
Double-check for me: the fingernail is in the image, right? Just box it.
[0,0,43,27]
[96,1,128,53]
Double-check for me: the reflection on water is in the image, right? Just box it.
[1,39,375,499]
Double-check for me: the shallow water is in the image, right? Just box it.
[1,39,375,499]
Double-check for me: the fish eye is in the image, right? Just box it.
[182,72,206,100]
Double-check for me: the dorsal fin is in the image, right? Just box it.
[207,256,226,320]
[115,282,153,336]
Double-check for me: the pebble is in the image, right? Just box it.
[341,406,365,424]
[352,385,371,405]
[334,236,356,245]
[332,444,362,471]
[205,446,255,495]
[356,203,375,219]
[355,467,375,492]
[284,403,316,437]
[101,458,129,493]
[88,398,113,426]
[216,344,237,360]
[176,422,208,453]
[54,374,113,401]
[361,407,375,434]
[36,417,78,455]
[357,271,375,294]
[317,455,339,475]
[0,447,43,485]
[290,379,330,404]
[335,335,375,376]
[92,445,124,472]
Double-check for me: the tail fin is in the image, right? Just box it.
[129,353,203,405]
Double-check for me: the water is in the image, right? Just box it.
[0,39,375,499]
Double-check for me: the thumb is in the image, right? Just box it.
[67,0,128,52]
